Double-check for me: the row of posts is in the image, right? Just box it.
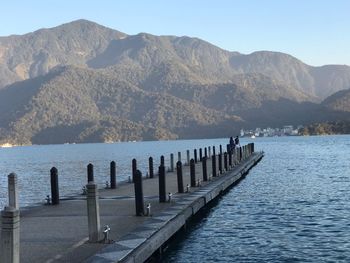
[0,143,255,260]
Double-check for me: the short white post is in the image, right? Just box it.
[0,206,20,263]
[8,173,19,209]
[86,182,101,242]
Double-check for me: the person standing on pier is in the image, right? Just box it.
[235,136,240,147]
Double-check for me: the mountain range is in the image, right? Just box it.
[0,19,349,144]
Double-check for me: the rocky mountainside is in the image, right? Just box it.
[0,20,349,144]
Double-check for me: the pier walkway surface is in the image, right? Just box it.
[15,150,263,263]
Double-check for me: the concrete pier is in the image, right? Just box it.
[7,144,262,263]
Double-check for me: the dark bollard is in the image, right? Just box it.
[149,157,154,178]
[194,149,197,163]
[202,157,208,181]
[110,161,116,189]
[87,163,94,183]
[176,161,184,193]
[229,149,232,167]
[218,153,222,174]
[204,147,208,159]
[170,153,174,172]
[190,159,196,187]
[199,148,203,161]
[50,167,59,205]
[224,152,228,171]
[134,170,144,216]
[160,155,165,167]
[213,146,216,157]
[220,145,222,155]
[132,159,137,182]
[159,165,166,203]
[212,154,217,177]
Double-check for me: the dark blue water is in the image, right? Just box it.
[163,135,350,262]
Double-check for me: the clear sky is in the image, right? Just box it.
[1,0,349,66]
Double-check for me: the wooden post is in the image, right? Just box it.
[8,173,19,209]
[208,146,211,158]
[204,147,208,159]
[176,161,184,193]
[220,144,222,155]
[134,170,144,216]
[87,163,94,183]
[186,150,190,165]
[202,156,208,181]
[190,159,196,187]
[86,182,101,242]
[224,152,228,172]
[199,148,203,161]
[159,165,166,203]
[194,149,197,163]
[50,168,59,205]
[149,157,154,178]
[0,206,20,263]
[218,153,222,174]
[110,161,116,189]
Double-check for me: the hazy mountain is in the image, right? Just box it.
[322,88,350,112]
[0,19,350,144]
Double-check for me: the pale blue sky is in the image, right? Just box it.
[1,0,349,66]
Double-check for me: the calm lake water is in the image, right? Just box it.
[163,135,350,262]
[1,135,349,262]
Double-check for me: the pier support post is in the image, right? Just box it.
[194,149,197,163]
[218,153,223,174]
[199,148,203,161]
[87,163,94,183]
[239,147,242,162]
[208,146,211,158]
[170,154,174,172]
[159,165,166,203]
[50,168,59,205]
[252,143,255,153]
[176,161,184,193]
[110,161,116,189]
[202,156,208,181]
[8,173,19,209]
[0,206,20,263]
[224,152,228,172]
[190,159,196,187]
[204,147,208,159]
[220,145,222,155]
[186,150,190,165]
[86,182,101,243]
[212,154,217,177]
[134,170,144,216]
[149,157,154,178]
